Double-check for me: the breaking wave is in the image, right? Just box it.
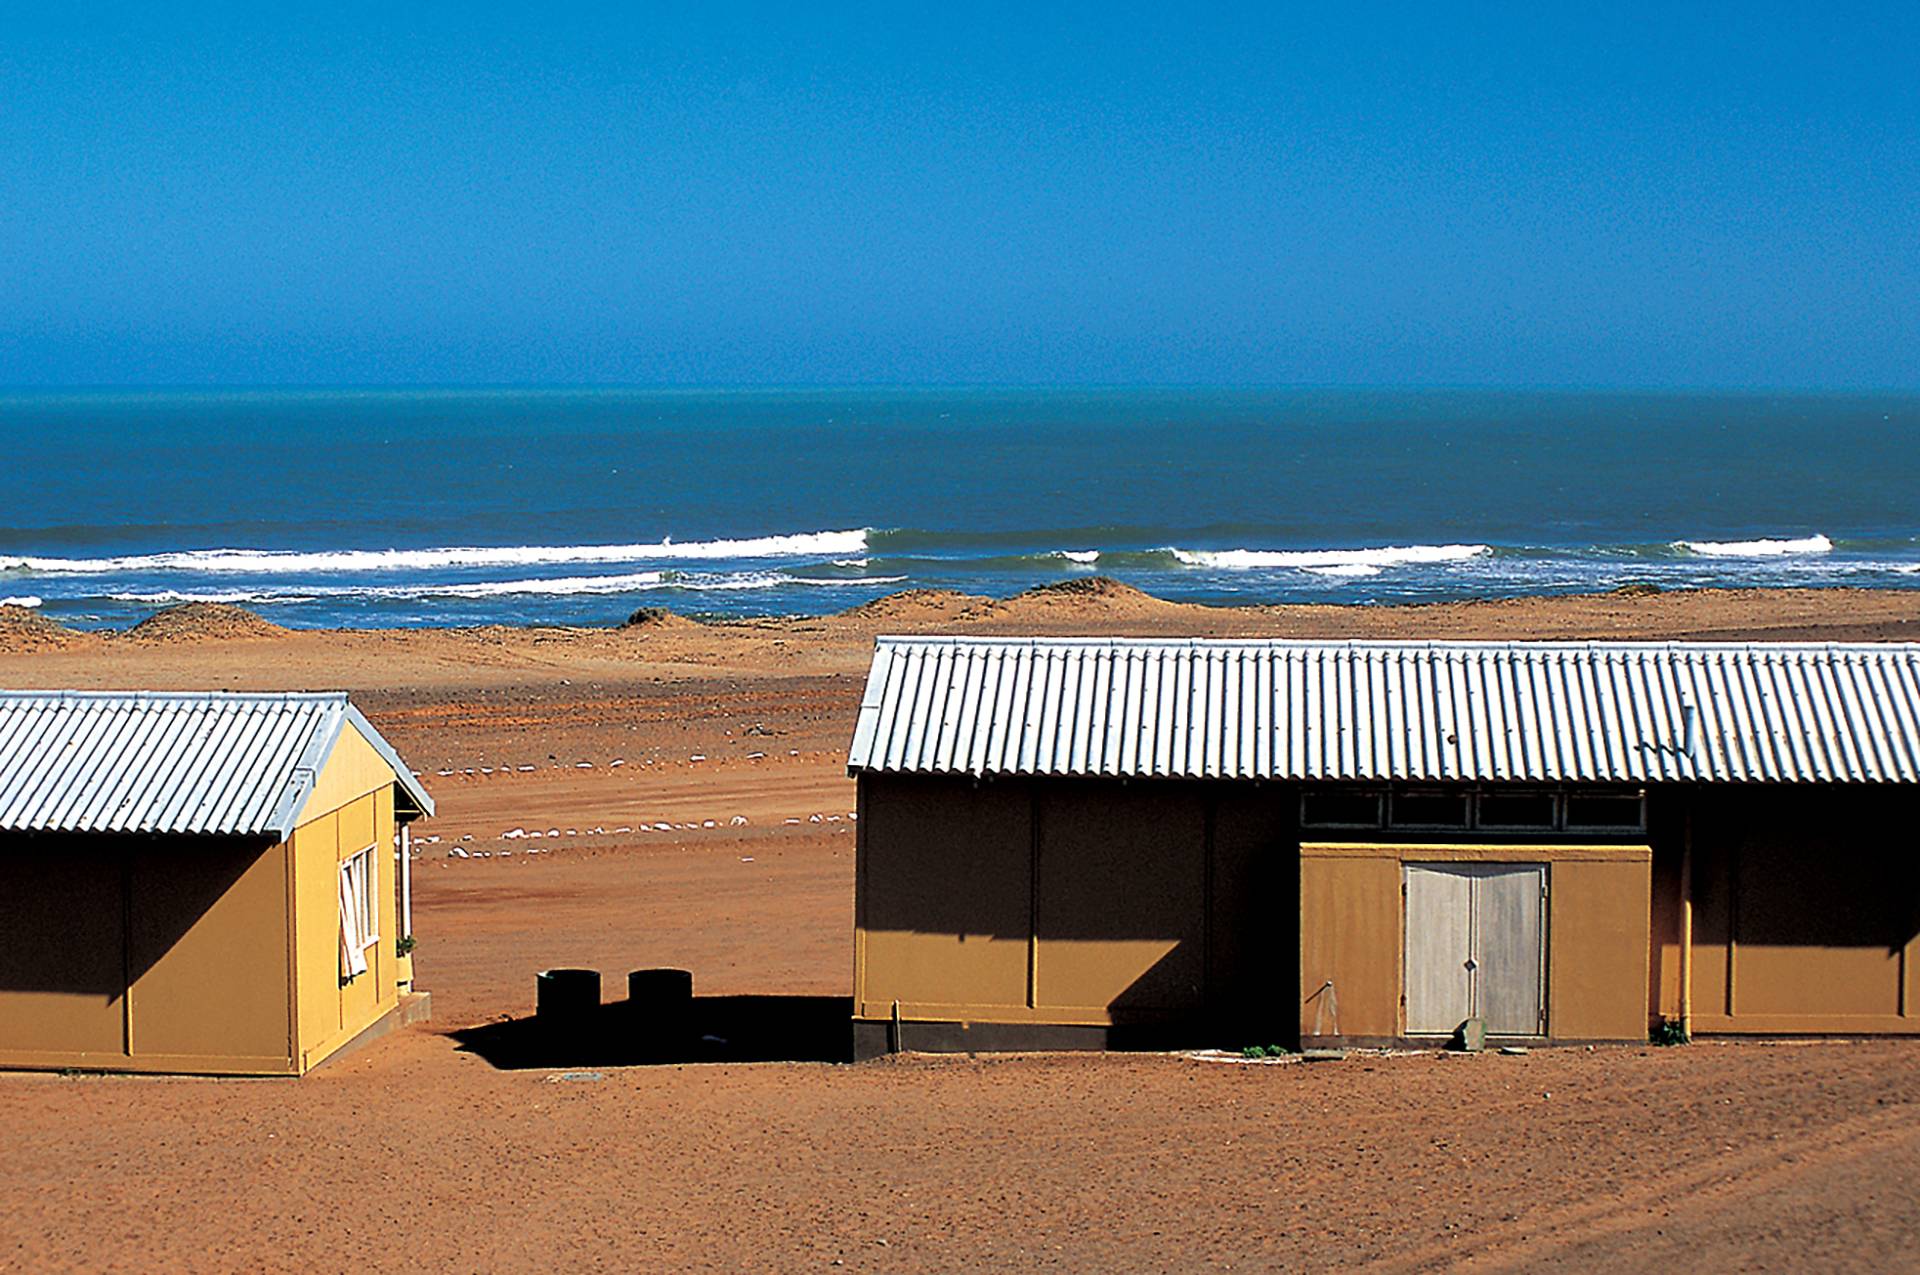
[108,570,905,605]
[4,529,871,576]
[1168,543,1493,575]
[13,520,1920,628]
[0,594,42,608]
[1674,534,1834,558]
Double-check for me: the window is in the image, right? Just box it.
[1390,789,1471,829]
[1301,789,1384,829]
[1475,791,1559,830]
[338,846,378,980]
[1565,791,1647,832]
[1301,784,1647,836]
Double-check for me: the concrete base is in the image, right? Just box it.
[398,990,433,1026]
[852,1018,1205,1061]
[1306,1033,1646,1051]
[310,991,432,1073]
[854,1020,1655,1060]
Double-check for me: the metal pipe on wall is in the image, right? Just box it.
[1679,807,1693,1038]
[398,823,413,940]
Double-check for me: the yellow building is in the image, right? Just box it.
[0,691,434,1075]
[848,639,1920,1057]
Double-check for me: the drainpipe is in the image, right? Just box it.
[399,823,414,940]
[1675,694,1699,1039]
[396,823,414,993]
[1679,805,1693,1039]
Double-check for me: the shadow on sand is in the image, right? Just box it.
[449,994,854,1070]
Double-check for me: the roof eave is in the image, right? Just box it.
[344,702,436,819]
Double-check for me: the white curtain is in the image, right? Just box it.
[338,860,369,980]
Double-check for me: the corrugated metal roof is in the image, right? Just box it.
[848,638,1920,785]
[0,691,434,838]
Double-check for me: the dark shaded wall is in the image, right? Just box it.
[0,834,293,1070]
[1662,785,1920,1033]
[859,776,1920,1048]
[855,774,1297,1041]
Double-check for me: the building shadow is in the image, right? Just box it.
[448,994,854,1070]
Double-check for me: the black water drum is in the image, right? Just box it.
[628,968,694,1006]
[535,968,602,1022]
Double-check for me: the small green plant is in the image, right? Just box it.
[1240,1044,1294,1060]
[1650,1017,1689,1046]
[395,934,417,958]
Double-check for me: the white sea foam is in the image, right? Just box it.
[644,571,903,592]
[1054,550,1100,564]
[107,588,299,605]
[1170,543,1491,571]
[6,528,870,576]
[0,595,42,608]
[401,571,670,598]
[107,569,903,605]
[1676,534,1834,558]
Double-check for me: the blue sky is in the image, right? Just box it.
[1,4,1915,388]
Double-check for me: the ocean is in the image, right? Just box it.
[2,387,1917,630]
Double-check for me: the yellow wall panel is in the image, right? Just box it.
[0,845,128,1057]
[858,777,1032,1012]
[1687,789,1918,1031]
[1034,786,1205,1015]
[292,790,397,1067]
[1549,859,1650,1040]
[293,810,341,1051]
[298,721,397,826]
[861,930,1031,1015]
[373,784,394,999]
[1299,855,1401,1039]
[129,839,289,1062]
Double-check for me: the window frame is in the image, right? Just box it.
[1299,788,1386,830]
[1387,788,1473,831]
[1563,790,1649,834]
[1471,789,1563,833]
[343,844,379,950]
[1299,784,1648,836]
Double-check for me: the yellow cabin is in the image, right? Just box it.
[848,639,1920,1057]
[0,691,434,1075]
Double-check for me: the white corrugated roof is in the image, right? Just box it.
[0,691,434,838]
[848,638,1920,785]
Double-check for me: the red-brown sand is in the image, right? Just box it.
[2,587,1917,1271]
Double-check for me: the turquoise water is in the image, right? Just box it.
[2,387,1916,629]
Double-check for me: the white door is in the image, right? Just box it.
[1404,865,1474,1034]
[1474,865,1546,1036]
[1404,863,1547,1038]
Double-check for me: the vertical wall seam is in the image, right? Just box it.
[1027,784,1041,1011]
[285,834,301,1071]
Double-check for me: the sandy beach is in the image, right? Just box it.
[3,583,1919,1270]
[10,1,1916,1265]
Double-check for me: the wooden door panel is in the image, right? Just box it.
[1405,865,1472,1035]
